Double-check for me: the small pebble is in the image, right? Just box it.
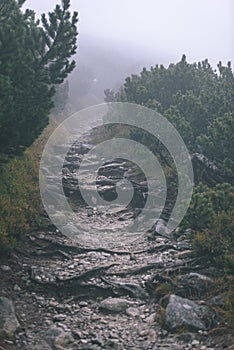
[79,301,88,307]
[126,307,139,318]
[1,265,11,272]
[53,314,67,322]
[191,339,200,346]
[14,284,22,291]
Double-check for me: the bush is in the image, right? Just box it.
[182,183,234,266]
[0,153,44,253]
[0,122,56,254]
[192,211,234,264]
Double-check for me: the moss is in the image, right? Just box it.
[154,282,172,299]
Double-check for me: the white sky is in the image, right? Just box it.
[24,0,233,67]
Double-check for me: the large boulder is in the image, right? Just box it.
[178,273,214,297]
[164,294,216,332]
[0,297,20,338]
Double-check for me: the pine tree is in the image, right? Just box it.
[0,0,78,160]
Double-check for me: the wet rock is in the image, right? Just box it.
[158,329,168,338]
[44,326,75,350]
[126,307,140,317]
[54,332,75,350]
[164,294,216,332]
[145,312,156,324]
[91,334,105,347]
[33,341,52,350]
[209,294,225,307]
[79,301,88,307]
[1,265,11,272]
[148,329,157,343]
[99,161,127,177]
[99,298,135,313]
[176,332,195,343]
[155,219,167,235]
[174,250,193,259]
[117,282,149,299]
[0,297,20,338]
[178,273,214,297]
[191,339,200,346]
[81,307,92,315]
[13,284,21,292]
[55,304,72,313]
[53,314,67,322]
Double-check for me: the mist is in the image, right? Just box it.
[24,0,234,107]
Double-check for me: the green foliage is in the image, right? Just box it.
[164,106,194,149]
[192,212,233,262]
[0,0,78,160]
[154,282,172,299]
[0,0,78,252]
[182,183,233,231]
[197,114,234,175]
[110,55,234,154]
[224,256,234,275]
[0,119,58,254]
[111,55,234,270]
[182,183,234,265]
[182,183,215,231]
[0,153,43,253]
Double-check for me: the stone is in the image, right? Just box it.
[44,327,75,350]
[164,294,216,332]
[116,282,149,300]
[91,334,105,347]
[126,307,139,317]
[55,304,71,313]
[145,312,156,324]
[48,300,58,308]
[54,332,75,350]
[155,219,167,235]
[91,314,100,321]
[13,284,21,292]
[176,332,195,343]
[0,297,20,338]
[53,314,67,322]
[148,329,157,343]
[99,298,135,313]
[81,307,91,314]
[209,294,225,307]
[178,273,214,297]
[1,265,11,272]
[191,339,200,346]
[174,250,193,259]
[44,327,62,346]
[138,329,149,337]
[32,340,52,350]
[79,301,88,307]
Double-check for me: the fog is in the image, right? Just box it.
[24,0,234,105]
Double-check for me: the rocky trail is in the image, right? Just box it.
[0,135,233,350]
